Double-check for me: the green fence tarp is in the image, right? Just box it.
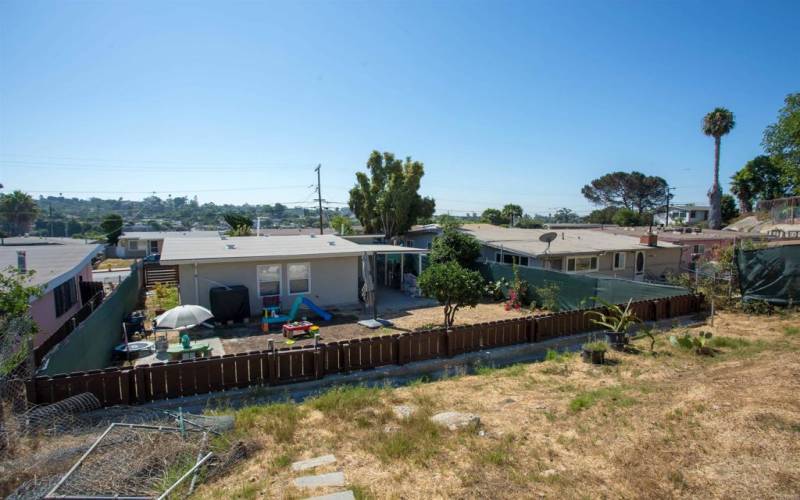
[477,262,689,310]
[41,264,141,375]
[735,245,800,305]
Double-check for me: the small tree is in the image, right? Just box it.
[329,214,353,235]
[0,267,43,376]
[429,225,481,268]
[611,208,642,227]
[417,262,484,329]
[100,213,123,245]
[223,213,253,231]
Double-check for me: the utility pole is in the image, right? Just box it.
[315,164,324,235]
[664,186,676,227]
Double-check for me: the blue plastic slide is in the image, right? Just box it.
[301,297,333,321]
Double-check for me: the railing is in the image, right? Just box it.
[34,287,105,365]
[26,294,703,407]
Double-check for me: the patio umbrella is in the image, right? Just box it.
[361,252,376,320]
[155,305,214,330]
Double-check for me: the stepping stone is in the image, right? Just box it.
[293,471,346,489]
[291,454,337,472]
[304,491,356,500]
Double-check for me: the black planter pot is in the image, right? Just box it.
[582,349,605,364]
[604,332,628,350]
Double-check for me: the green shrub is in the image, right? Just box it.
[234,402,304,443]
[569,386,635,412]
[582,341,608,353]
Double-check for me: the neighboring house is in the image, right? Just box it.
[458,224,682,280]
[593,226,772,271]
[0,240,104,349]
[159,234,424,315]
[396,224,441,250]
[654,204,711,226]
[116,231,221,258]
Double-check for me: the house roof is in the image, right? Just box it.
[120,231,222,240]
[0,236,102,246]
[459,224,674,257]
[0,243,104,289]
[160,234,425,265]
[405,224,442,234]
[659,204,711,212]
[258,228,335,236]
[593,226,771,242]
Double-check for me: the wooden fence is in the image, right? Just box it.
[27,294,703,407]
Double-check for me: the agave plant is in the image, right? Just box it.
[585,298,641,333]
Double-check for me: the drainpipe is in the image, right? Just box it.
[194,262,199,305]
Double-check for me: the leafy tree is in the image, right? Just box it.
[480,208,505,225]
[611,208,642,226]
[228,225,253,236]
[0,190,39,235]
[329,214,353,235]
[99,213,124,245]
[552,207,581,223]
[515,215,543,228]
[762,92,800,191]
[417,261,484,329]
[0,267,43,375]
[581,171,669,215]
[730,155,786,212]
[348,151,435,237]
[223,213,253,231]
[0,267,43,319]
[721,194,739,224]
[429,225,481,268]
[702,107,736,229]
[501,204,523,225]
[586,206,619,224]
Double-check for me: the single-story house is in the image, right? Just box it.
[654,204,711,226]
[0,240,104,349]
[593,226,772,271]
[116,231,221,258]
[158,234,426,315]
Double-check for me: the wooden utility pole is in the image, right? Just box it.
[315,164,324,235]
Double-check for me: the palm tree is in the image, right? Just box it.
[0,190,39,236]
[702,107,736,229]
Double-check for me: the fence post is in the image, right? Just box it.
[314,344,324,380]
[398,334,410,365]
[267,342,277,386]
[525,317,534,343]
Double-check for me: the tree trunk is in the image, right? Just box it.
[708,136,723,229]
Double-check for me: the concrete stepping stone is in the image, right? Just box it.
[304,491,356,500]
[293,471,346,488]
[292,454,337,472]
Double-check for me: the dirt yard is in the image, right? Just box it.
[196,310,800,499]
[94,258,136,270]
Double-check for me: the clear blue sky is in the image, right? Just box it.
[1,0,798,217]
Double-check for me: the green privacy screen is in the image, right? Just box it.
[40,264,141,375]
[477,263,689,311]
[735,245,800,305]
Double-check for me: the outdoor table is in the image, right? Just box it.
[282,321,315,339]
[166,341,211,360]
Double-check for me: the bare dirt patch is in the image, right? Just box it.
[196,310,800,499]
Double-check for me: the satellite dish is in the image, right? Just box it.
[539,232,558,253]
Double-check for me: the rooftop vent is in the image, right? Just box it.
[226,243,236,250]
[328,241,336,246]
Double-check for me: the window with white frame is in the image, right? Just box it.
[565,256,599,273]
[613,252,626,270]
[257,264,281,297]
[128,240,139,250]
[692,244,705,255]
[288,263,310,294]
[495,253,529,266]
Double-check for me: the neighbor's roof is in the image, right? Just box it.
[0,243,104,289]
[658,204,711,212]
[120,230,221,240]
[594,226,771,242]
[459,224,675,257]
[0,236,102,246]
[258,228,335,236]
[406,224,442,234]
[160,234,425,265]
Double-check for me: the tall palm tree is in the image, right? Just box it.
[702,107,736,229]
[0,190,39,236]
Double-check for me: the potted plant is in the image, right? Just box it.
[582,340,608,364]
[585,298,641,350]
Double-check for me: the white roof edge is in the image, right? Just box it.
[42,244,105,292]
[161,245,427,265]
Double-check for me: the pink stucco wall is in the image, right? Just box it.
[30,263,94,349]
[676,238,731,269]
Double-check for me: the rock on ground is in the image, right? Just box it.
[291,454,337,472]
[392,404,416,419]
[293,471,346,488]
[430,411,481,430]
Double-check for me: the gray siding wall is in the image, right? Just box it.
[178,256,359,316]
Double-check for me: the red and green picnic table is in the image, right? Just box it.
[281,321,320,339]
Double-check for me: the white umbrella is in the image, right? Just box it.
[155,305,214,330]
[361,252,376,318]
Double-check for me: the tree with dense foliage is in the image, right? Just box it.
[586,206,620,224]
[0,267,43,375]
[552,207,581,223]
[721,194,739,224]
[429,225,481,268]
[417,261,484,329]
[762,93,800,196]
[223,212,253,231]
[702,107,736,229]
[329,214,353,235]
[730,155,786,212]
[515,215,543,228]
[581,171,669,215]
[99,213,124,245]
[480,208,505,225]
[611,208,642,227]
[0,190,39,236]
[348,151,435,237]
[501,204,523,225]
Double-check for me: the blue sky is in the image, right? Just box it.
[1,0,798,217]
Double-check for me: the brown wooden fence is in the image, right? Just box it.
[26,294,703,407]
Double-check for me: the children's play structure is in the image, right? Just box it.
[262,296,333,332]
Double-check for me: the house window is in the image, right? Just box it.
[149,240,159,254]
[693,244,705,255]
[54,279,78,317]
[565,256,598,273]
[613,252,626,270]
[288,263,310,294]
[257,264,281,297]
[495,253,529,266]
[689,210,697,218]
[128,240,139,250]
[406,240,414,247]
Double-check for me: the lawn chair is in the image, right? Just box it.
[263,296,303,331]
